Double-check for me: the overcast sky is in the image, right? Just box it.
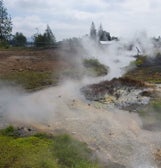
[4,0,161,41]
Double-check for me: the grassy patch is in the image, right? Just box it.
[135,98,161,131]
[124,66,161,84]
[83,58,108,77]
[135,55,148,67]
[125,53,161,84]
[0,71,59,90]
[53,134,96,168]
[60,68,83,79]
[0,127,98,168]
[0,125,18,137]
[136,99,161,117]
[151,99,161,112]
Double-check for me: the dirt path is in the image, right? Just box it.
[1,83,161,168]
[1,49,161,167]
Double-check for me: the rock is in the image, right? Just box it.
[81,77,151,108]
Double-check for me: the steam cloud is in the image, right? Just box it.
[0,33,161,167]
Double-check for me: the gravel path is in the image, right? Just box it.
[1,83,161,168]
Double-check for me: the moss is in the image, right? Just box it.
[0,127,98,168]
[0,136,57,168]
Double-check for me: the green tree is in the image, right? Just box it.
[98,24,103,41]
[97,24,111,41]
[33,33,45,47]
[100,31,111,41]
[44,25,56,47]
[33,25,56,48]
[90,22,97,40]
[0,0,12,43]
[12,32,27,47]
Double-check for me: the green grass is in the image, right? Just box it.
[59,58,108,79]
[150,99,161,112]
[0,71,59,90]
[125,54,161,84]
[124,66,161,84]
[0,125,19,137]
[60,68,83,79]
[83,58,108,77]
[52,134,96,168]
[0,127,98,168]
[135,55,148,67]
[136,99,161,119]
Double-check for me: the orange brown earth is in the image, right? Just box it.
[0,48,70,75]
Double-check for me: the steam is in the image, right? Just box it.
[0,81,160,168]
[1,80,83,125]
[0,33,161,167]
[81,38,135,79]
[80,32,161,80]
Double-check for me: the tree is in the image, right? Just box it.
[0,0,12,42]
[101,31,111,41]
[98,24,103,41]
[97,24,111,41]
[44,25,56,47]
[12,32,27,47]
[90,22,97,40]
[33,33,46,47]
[33,25,56,47]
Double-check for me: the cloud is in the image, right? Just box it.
[12,16,45,37]
[4,0,161,40]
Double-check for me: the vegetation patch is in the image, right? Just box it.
[0,126,98,168]
[0,71,59,90]
[0,125,19,137]
[52,134,97,167]
[132,98,161,131]
[83,58,108,76]
[134,55,148,67]
[124,66,161,84]
[60,68,83,79]
[125,53,161,84]
[150,99,161,112]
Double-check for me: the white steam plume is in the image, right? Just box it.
[81,32,161,80]
[0,32,161,167]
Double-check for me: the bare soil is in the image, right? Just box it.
[0,48,70,75]
[1,48,161,167]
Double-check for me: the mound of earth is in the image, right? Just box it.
[81,77,153,108]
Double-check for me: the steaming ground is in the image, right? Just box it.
[1,36,161,167]
[0,80,161,168]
